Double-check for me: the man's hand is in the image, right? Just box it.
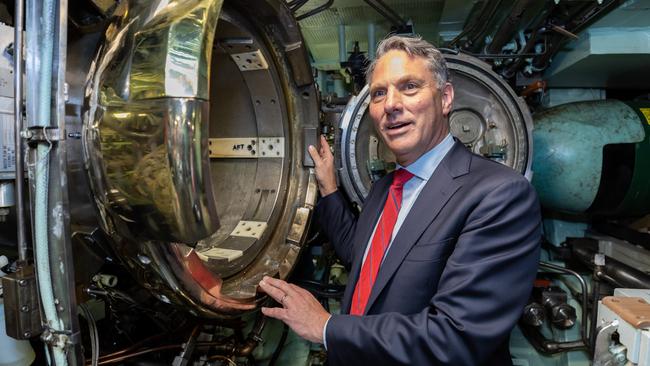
[308,135,337,197]
[259,276,330,344]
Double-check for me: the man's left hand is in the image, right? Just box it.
[259,276,330,344]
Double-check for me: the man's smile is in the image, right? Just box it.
[384,121,413,135]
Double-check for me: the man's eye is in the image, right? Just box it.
[405,82,418,90]
[371,90,386,99]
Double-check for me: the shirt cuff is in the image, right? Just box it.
[322,314,332,350]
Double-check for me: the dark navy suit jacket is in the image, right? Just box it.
[315,141,542,365]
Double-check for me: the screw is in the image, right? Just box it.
[20,305,29,312]
[18,279,27,287]
[23,332,31,338]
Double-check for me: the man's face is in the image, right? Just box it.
[368,50,454,166]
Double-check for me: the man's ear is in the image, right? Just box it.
[441,82,454,116]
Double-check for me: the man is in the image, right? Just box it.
[258,35,541,365]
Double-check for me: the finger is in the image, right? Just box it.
[261,306,288,321]
[320,135,333,159]
[308,145,322,166]
[258,278,287,303]
[262,276,297,295]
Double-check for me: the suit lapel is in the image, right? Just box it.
[364,141,470,313]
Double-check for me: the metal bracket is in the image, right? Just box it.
[230,50,268,71]
[230,220,267,239]
[208,137,284,158]
[22,127,64,144]
[593,320,620,366]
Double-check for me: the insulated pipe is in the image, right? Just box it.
[31,0,67,364]
[14,0,27,262]
[35,144,66,365]
[338,24,347,64]
[36,0,54,129]
[367,23,376,60]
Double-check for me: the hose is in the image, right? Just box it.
[33,0,67,364]
[79,304,99,366]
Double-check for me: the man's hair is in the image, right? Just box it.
[365,35,450,90]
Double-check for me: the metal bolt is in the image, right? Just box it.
[20,305,29,312]
[18,279,27,287]
[23,332,31,338]
[614,352,626,364]
[53,298,60,305]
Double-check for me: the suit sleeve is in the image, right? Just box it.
[314,191,358,268]
[325,178,542,365]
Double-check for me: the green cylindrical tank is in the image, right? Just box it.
[532,100,650,215]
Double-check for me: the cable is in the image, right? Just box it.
[79,304,99,366]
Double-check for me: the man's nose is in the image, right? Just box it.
[384,88,403,114]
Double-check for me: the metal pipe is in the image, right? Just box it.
[338,24,346,64]
[572,245,650,289]
[367,23,376,60]
[363,0,406,28]
[520,323,586,354]
[295,0,333,21]
[486,0,530,55]
[539,261,589,346]
[235,314,266,357]
[14,0,27,263]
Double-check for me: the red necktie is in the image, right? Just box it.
[350,169,414,315]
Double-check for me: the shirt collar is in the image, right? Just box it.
[396,133,455,181]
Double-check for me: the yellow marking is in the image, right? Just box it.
[640,108,650,125]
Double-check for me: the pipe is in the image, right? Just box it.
[32,0,67,363]
[37,0,55,129]
[486,0,530,55]
[235,314,266,357]
[538,262,589,346]
[35,143,66,365]
[338,24,346,64]
[520,323,586,354]
[572,245,650,289]
[295,0,333,21]
[367,23,376,60]
[362,0,406,28]
[14,0,27,263]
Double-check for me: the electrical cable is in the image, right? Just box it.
[79,304,99,366]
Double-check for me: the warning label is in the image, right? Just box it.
[1,112,15,172]
[641,108,650,125]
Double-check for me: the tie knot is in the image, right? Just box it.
[392,169,414,188]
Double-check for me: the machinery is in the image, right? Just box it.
[0,0,649,365]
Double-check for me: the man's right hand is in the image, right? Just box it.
[308,135,338,197]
